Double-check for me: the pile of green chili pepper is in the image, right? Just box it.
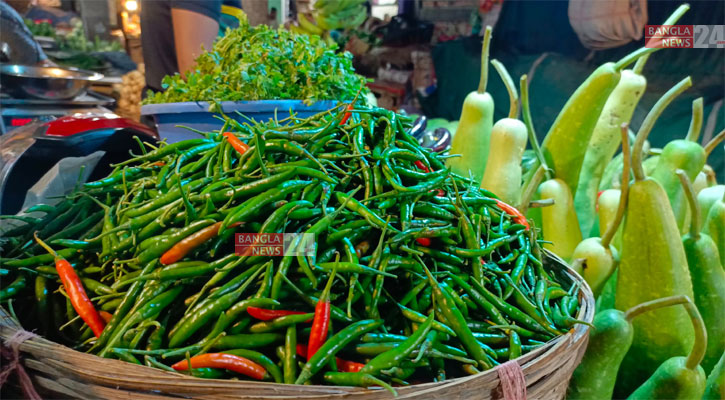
[0,104,584,392]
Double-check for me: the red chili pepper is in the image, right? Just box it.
[296,344,364,373]
[414,160,430,173]
[337,358,365,373]
[150,161,166,167]
[223,132,250,155]
[99,311,113,324]
[246,307,308,321]
[494,199,530,230]
[307,267,337,357]
[415,237,432,247]
[339,105,354,125]
[435,189,445,197]
[34,233,106,338]
[171,353,266,380]
[160,221,224,265]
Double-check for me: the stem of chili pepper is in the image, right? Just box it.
[171,353,266,380]
[307,260,338,358]
[34,232,106,338]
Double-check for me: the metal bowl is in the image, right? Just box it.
[0,64,103,100]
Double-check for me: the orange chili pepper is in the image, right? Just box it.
[223,131,250,155]
[34,233,106,337]
[494,199,530,229]
[171,353,266,380]
[160,221,224,265]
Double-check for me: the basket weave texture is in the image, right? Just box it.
[0,253,594,400]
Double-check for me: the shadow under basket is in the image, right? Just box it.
[0,251,594,400]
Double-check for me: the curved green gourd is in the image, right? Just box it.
[569,296,693,399]
[597,189,624,251]
[703,191,725,268]
[446,27,494,183]
[574,69,646,236]
[537,178,582,261]
[678,170,725,373]
[614,76,696,396]
[703,352,725,400]
[480,59,527,205]
[627,298,707,400]
[650,141,706,234]
[569,309,634,399]
[595,269,617,311]
[697,185,724,225]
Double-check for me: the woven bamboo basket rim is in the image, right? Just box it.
[1,251,594,399]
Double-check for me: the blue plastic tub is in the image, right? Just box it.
[141,100,338,143]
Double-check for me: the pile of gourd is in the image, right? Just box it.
[446,5,724,399]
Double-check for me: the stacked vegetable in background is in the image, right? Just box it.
[0,105,586,391]
[443,4,724,398]
[24,19,124,71]
[291,0,368,37]
[143,13,369,107]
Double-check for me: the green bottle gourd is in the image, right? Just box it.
[595,269,617,311]
[569,295,694,400]
[649,98,706,235]
[703,189,725,268]
[703,351,725,400]
[480,59,527,205]
[522,4,690,194]
[614,76,696,396]
[537,178,582,261]
[571,124,631,296]
[698,185,725,230]
[692,171,709,194]
[677,169,725,373]
[446,26,494,183]
[627,297,708,400]
[597,189,625,251]
[574,68,646,237]
[649,141,704,235]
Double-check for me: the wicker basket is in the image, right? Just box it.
[0,252,594,400]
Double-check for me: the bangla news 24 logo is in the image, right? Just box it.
[645,25,725,48]
[234,233,315,257]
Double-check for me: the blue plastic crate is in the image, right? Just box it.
[141,100,338,143]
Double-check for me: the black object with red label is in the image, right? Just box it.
[0,114,158,214]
